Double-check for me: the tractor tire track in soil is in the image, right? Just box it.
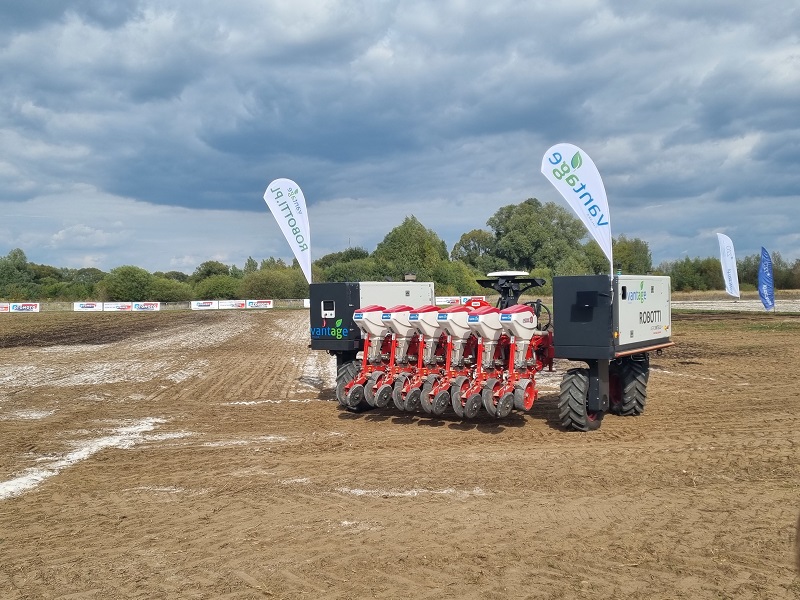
[1,309,799,599]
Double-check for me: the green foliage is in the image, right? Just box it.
[450,229,509,274]
[160,270,189,282]
[431,260,484,296]
[191,260,230,282]
[260,257,287,270]
[149,277,193,302]
[488,199,587,272]
[99,266,154,301]
[238,268,308,299]
[372,216,448,281]
[321,257,384,283]
[613,235,653,274]
[73,267,108,285]
[528,267,553,297]
[193,274,240,299]
[243,256,258,274]
[314,247,370,271]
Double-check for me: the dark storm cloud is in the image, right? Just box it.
[1,0,799,272]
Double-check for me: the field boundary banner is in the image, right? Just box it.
[132,302,161,312]
[246,300,274,309]
[74,302,103,312]
[103,302,133,311]
[218,300,246,310]
[191,300,219,310]
[10,303,40,313]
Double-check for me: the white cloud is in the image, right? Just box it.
[0,0,798,272]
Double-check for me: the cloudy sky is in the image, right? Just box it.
[1,1,798,275]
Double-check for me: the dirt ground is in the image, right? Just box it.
[1,308,799,599]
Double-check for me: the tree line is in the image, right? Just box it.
[1,198,797,302]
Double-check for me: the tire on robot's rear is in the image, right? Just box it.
[618,358,648,416]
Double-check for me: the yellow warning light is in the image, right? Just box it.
[613,331,619,339]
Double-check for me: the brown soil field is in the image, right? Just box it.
[1,309,799,599]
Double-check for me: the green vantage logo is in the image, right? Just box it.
[627,281,647,303]
[310,318,350,340]
[547,150,609,227]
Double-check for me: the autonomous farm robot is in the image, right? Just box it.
[309,272,672,431]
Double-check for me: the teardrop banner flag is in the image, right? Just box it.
[263,178,312,283]
[758,246,775,311]
[716,232,739,298]
[541,143,613,274]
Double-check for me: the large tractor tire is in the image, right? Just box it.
[617,358,648,416]
[558,368,603,432]
[336,360,369,412]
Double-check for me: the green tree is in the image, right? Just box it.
[149,277,193,302]
[191,260,230,282]
[243,256,259,274]
[238,269,308,299]
[99,266,154,301]
[193,274,240,299]
[260,257,287,270]
[613,235,653,274]
[450,229,508,274]
[322,257,384,283]
[488,199,587,273]
[314,247,371,271]
[72,267,107,286]
[372,216,448,281]
[0,248,36,298]
[431,260,483,296]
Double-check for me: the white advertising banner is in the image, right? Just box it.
[716,233,740,298]
[263,178,312,284]
[73,302,103,312]
[0,302,9,312]
[541,143,613,273]
[103,302,132,311]
[246,299,274,309]
[10,302,40,313]
[191,300,219,310]
[218,300,246,310]
[132,302,161,312]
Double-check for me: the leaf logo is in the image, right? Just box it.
[335,318,342,327]
[570,152,583,169]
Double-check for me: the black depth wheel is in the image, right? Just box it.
[463,393,482,419]
[346,384,366,410]
[450,376,469,418]
[419,375,438,414]
[363,371,383,407]
[375,383,393,408]
[495,392,514,418]
[558,368,603,431]
[432,390,450,416]
[404,387,422,412]
[392,375,409,411]
[481,378,499,417]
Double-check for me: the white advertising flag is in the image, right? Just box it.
[541,144,613,274]
[716,233,740,298]
[263,178,312,283]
